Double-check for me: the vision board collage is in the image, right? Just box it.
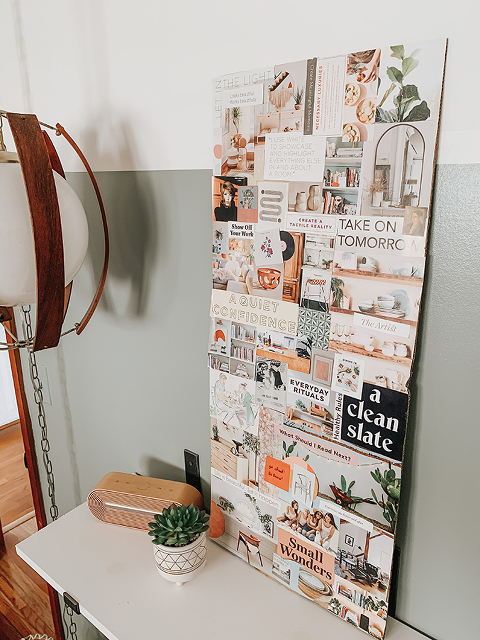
[210,40,446,639]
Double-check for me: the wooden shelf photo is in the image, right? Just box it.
[331,306,417,327]
[329,340,412,365]
[325,157,362,166]
[333,267,423,287]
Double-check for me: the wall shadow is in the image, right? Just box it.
[68,123,159,320]
[143,455,210,505]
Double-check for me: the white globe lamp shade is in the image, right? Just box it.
[0,162,89,306]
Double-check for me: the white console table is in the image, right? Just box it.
[17,503,425,640]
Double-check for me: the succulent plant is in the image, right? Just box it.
[370,464,401,530]
[148,504,210,547]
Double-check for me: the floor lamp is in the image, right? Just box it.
[0,111,109,640]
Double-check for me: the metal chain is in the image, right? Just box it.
[22,306,79,640]
[63,606,79,640]
[22,306,59,522]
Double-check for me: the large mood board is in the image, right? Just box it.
[209,40,446,639]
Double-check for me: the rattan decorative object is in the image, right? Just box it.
[87,472,204,531]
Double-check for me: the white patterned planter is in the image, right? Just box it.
[153,531,207,585]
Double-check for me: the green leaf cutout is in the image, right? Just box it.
[390,45,405,60]
[402,57,419,77]
[375,107,395,123]
[386,66,404,86]
[403,100,431,122]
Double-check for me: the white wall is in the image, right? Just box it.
[0,325,19,425]
[2,0,479,172]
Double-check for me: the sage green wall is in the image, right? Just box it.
[394,164,480,638]
[23,166,479,640]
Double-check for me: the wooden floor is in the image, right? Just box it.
[0,422,56,639]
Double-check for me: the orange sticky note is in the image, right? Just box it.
[264,456,290,491]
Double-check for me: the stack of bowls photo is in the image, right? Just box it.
[358,300,374,313]
[377,295,395,310]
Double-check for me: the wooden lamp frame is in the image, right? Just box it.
[0,111,109,351]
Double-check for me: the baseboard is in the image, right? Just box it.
[0,419,20,431]
[2,511,35,534]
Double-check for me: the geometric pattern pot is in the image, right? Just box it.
[298,308,331,350]
[153,531,207,585]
